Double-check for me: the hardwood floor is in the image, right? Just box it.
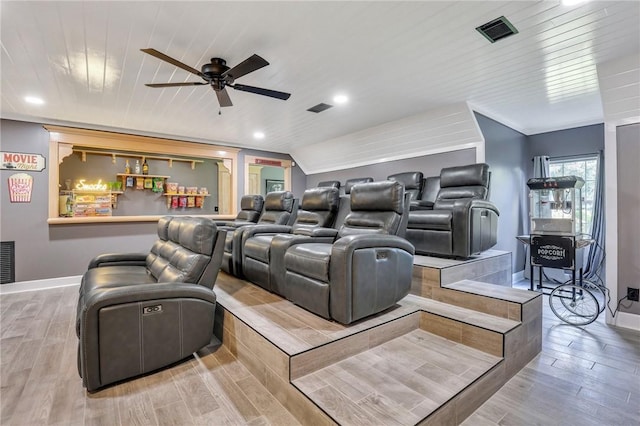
[464,281,640,426]
[0,285,299,426]
[1,280,639,425]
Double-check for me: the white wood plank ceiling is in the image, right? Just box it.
[1,1,639,167]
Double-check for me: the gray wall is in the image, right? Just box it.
[0,119,160,281]
[0,119,307,281]
[475,113,529,273]
[617,123,640,315]
[528,124,604,174]
[306,149,476,190]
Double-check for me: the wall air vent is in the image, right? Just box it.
[1,241,15,284]
[476,16,518,43]
[307,103,333,113]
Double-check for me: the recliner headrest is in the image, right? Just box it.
[317,180,341,189]
[350,181,404,214]
[387,171,424,190]
[344,177,374,194]
[301,187,340,212]
[440,163,489,188]
[157,216,173,241]
[240,195,264,212]
[264,191,295,212]
[421,176,441,202]
[166,217,216,255]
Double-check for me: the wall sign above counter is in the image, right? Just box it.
[2,151,46,172]
[254,158,282,167]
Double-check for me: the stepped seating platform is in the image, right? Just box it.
[213,250,541,425]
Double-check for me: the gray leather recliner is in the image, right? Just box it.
[215,194,264,227]
[76,216,226,392]
[411,176,441,211]
[279,181,415,324]
[242,186,340,294]
[344,177,373,194]
[387,171,424,202]
[219,191,297,277]
[317,180,341,190]
[406,163,499,258]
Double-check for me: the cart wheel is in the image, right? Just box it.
[562,279,606,314]
[549,283,599,326]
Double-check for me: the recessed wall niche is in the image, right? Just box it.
[46,125,239,224]
[59,148,220,217]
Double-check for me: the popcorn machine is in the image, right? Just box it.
[521,176,591,291]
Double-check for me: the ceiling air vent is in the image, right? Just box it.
[476,16,518,43]
[307,103,333,113]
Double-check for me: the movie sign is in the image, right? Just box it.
[1,151,46,172]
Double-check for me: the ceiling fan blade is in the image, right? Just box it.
[215,87,233,107]
[223,54,269,80]
[141,48,205,78]
[231,84,291,100]
[145,82,207,88]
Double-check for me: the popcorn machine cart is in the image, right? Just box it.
[518,176,600,325]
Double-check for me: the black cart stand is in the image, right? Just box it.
[517,234,592,293]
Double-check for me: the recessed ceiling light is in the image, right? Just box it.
[333,94,349,105]
[253,131,265,140]
[24,96,45,105]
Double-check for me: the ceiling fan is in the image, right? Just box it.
[141,48,291,108]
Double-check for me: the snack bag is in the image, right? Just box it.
[153,178,164,193]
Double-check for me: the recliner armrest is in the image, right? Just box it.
[82,282,216,311]
[219,220,256,228]
[293,227,339,238]
[242,224,293,241]
[79,282,216,392]
[410,200,434,211]
[88,253,147,269]
[329,234,415,324]
[331,234,415,256]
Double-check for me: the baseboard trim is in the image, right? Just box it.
[611,311,640,331]
[512,270,524,283]
[0,275,81,294]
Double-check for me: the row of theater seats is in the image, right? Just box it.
[315,163,499,258]
[218,181,415,325]
[74,163,499,391]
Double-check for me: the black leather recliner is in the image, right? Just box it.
[411,176,441,211]
[344,177,373,194]
[220,191,297,276]
[405,163,498,259]
[76,216,226,392]
[317,180,341,190]
[387,171,424,202]
[215,194,264,227]
[242,186,340,293]
[278,181,415,324]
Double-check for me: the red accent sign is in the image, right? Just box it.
[254,158,282,167]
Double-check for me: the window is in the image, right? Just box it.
[549,155,598,234]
